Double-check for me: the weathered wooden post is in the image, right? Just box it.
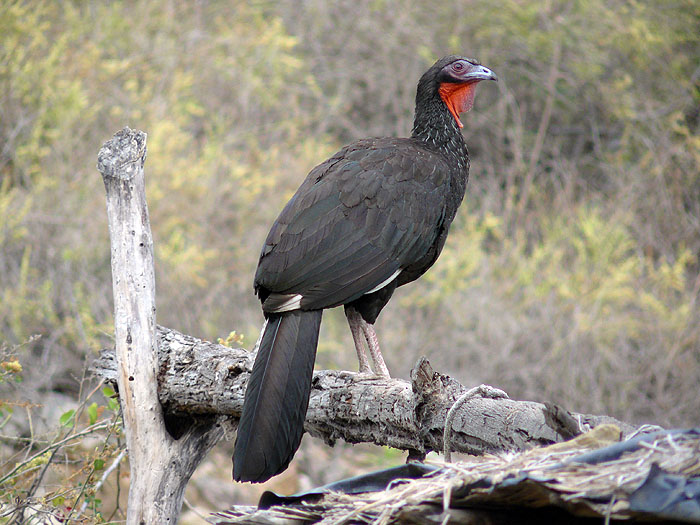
[97,127,226,524]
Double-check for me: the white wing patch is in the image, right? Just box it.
[364,269,401,295]
[266,293,304,313]
[265,269,401,313]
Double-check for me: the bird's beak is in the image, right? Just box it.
[465,64,498,83]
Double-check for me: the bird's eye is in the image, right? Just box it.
[452,62,465,72]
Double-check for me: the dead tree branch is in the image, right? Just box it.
[93,324,636,461]
[97,128,229,525]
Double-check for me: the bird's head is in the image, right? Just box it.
[417,55,497,128]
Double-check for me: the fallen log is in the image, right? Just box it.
[92,325,636,458]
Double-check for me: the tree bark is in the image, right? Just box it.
[93,325,637,461]
[97,128,228,524]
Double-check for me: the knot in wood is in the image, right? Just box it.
[97,127,147,180]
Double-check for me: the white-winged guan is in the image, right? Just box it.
[233,55,497,483]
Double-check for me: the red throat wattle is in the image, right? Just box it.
[439,82,477,129]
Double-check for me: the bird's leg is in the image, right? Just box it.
[359,320,390,379]
[345,307,372,374]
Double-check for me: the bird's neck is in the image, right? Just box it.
[411,98,469,171]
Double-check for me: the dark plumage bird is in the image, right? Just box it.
[233,55,497,483]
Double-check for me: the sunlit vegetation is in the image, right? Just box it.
[1,0,698,522]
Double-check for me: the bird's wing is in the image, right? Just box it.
[255,140,449,312]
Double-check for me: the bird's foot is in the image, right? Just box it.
[337,369,369,381]
[338,368,389,380]
[356,370,384,380]
[358,362,373,375]
[338,365,392,380]
[371,365,391,379]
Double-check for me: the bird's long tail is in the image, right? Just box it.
[233,310,322,482]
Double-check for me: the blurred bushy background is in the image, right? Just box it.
[1,0,698,522]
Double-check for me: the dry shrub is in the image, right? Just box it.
[0,0,698,516]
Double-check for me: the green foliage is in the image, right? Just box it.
[0,0,698,512]
[218,330,245,348]
[1,370,124,523]
[101,387,119,413]
[59,409,75,427]
[398,205,698,422]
